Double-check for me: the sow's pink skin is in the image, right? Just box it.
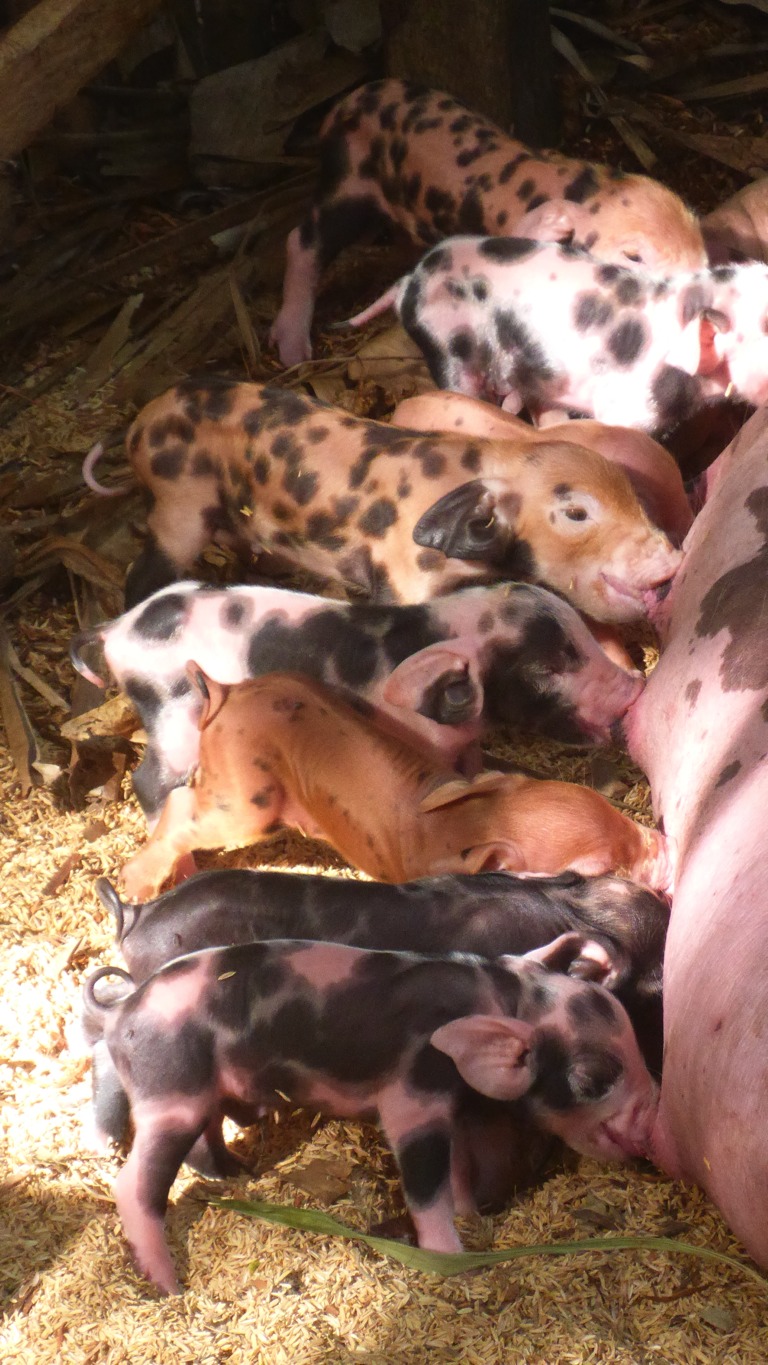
[391,392,693,546]
[82,933,659,1293]
[269,77,705,365]
[349,239,768,436]
[118,671,671,902]
[70,579,644,825]
[623,404,768,1267]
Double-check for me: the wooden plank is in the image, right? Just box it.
[0,0,164,159]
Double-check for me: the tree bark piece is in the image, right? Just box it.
[0,0,165,160]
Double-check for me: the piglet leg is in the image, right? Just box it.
[269,226,321,367]
[120,786,201,901]
[186,1114,247,1179]
[378,1086,463,1253]
[114,1099,209,1295]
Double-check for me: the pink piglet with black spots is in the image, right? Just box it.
[82,930,659,1293]
[349,237,768,436]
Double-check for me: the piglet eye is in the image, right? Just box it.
[438,679,475,719]
[570,1050,623,1102]
[565,506,588,522]
[622,250,642,264]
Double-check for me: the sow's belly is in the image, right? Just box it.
[624,403,768,1266]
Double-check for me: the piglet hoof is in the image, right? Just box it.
[186,1138,247,1181]
[80,1109,114,1156]
[366,1212,417,1244]
[134,1256,181,1298]
[120,858,167,905]
[268,317,312,369]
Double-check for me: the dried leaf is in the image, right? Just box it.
[550,7,645,54]
[716,0,768,14]
[60,694,142,743]
[189,33,366,164]
[75,292,144,399]
[22,537,124,591]
[7,470,86,509]
[700,1304,737,1333]
[229,272,260,368]
[679,70,768,102]
[3,631,69,712]
[621,100,768,176]
[50,936,83,974]
[31,760,63,787]
[572,1208,622,1231]
[42,850,82,896]
[0,633,38,794]
[551,27,657,172]
[282,1154,354,1202]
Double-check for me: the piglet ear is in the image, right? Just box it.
[567,939,623,991]
[418,770,510,813]
[514,198,579,244]
[382,644,483,722]
[447,839,526,875]
[413,480,509,562]
[701,308,733,371]
[431,1014,535,1100]
[520,931,591,973]
[519,932,618,985]
[185,661,229,729]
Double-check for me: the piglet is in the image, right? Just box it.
[86,866,667,1208]
[119,670,672,902]
[270,77,705,365]
[82,931,659,1292]
[703,177,768,265]
[349,237,768,435]
[391,392,693,545]
[91,378,681,622]
[98,867,668,1073]
[70,578,645,830]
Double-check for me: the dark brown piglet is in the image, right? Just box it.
[83,932,658,1292]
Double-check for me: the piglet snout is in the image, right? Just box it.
[575,668,644,743]
[600,1092,659,1160]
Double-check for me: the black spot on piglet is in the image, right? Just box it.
[479,237,538,263]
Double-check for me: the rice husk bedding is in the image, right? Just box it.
[2,369,768,1365]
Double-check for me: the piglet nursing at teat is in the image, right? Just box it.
[82,931,659,1292]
